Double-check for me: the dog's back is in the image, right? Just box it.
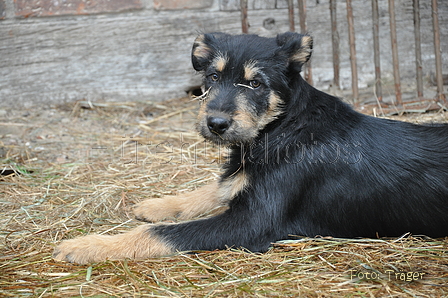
[277,84,448,238]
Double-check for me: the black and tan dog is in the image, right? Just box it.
[54,32,448,264]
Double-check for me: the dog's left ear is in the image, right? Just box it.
[276,32,313,70]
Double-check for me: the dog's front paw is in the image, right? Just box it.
[133,198,181,222]
[53,236,107,264]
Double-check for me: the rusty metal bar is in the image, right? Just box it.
[346,0,358,102]
[240,0,249,34]
[288,0,295,32]
[413,0,423,99]
[298,0,313,85]
[330,0,340,89]
[298,0,306,33]
[431,0,446,103]
[388,0,402,105]
[371,0,382,102]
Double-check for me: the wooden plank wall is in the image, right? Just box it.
[0,0,447,107]
[1,1,297,107]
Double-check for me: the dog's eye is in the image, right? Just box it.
[249,80,261,89]
[210,73,219,82]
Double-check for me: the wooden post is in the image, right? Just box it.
[288,0,295,32]
[240,0,249,34]
[371,0,382,102]
[431,0,446,103]
[346,0,359,103]
[413,0,423,99]
[298,0,306,33]
[330,0,340,89]
[388,0,402,105]
[298,0,313,85]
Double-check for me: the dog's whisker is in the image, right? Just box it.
[234,83,255,90]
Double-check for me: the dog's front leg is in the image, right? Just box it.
[53,224,174,264]
[133,181,227,222]
[54,199,279,264]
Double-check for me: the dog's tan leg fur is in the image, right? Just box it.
[133,181,225,222]
[134,173,249,222]
[53,225,174,264]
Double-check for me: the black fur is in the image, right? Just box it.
[152,32,448,253]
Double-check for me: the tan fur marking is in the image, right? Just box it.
[53,225,174,264]
[133,181,226,222]
[232,93,259,140]
[291,35,313,63]
[301,35,312,48]
[219,171,249,201]
[243,60,260,81]
[231,112,258,141]
[194,34,205,43]
[213,55,228,72]
[258,91,284,128]
[233,110,256,128]
[193,35,211,59]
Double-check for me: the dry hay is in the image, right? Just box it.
[1,97,447,297]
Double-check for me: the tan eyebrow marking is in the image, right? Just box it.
[243,60,260,81]
[213,54,229,72]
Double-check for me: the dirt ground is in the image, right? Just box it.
[1,96,447,297]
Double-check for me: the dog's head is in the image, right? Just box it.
[192,32,313,145]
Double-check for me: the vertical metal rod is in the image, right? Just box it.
[288,0,295,32]
[371,0,383,102]
[431,0,446,102]
[346,0,359,103]
[330,0,340,89]
[388,0,402,105]
[413,0,423,99]
[240,0,249,34]
[298,0,306,33]
[298,0,313,85]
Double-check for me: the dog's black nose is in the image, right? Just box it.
[207,116,231,134]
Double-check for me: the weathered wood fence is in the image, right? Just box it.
[0,0,446,108]
[240,0,446,107]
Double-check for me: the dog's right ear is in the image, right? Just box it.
[276,32,313,73]
[192,34,216,71]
